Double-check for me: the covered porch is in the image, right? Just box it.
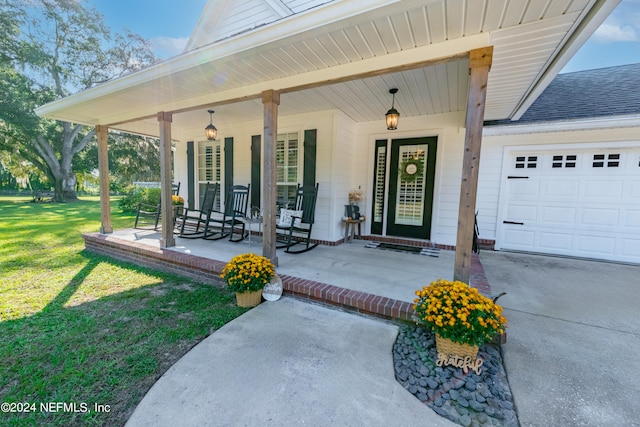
[36,0,619,286]
[83,228,491,322]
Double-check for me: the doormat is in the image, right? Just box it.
[365,242,440,257]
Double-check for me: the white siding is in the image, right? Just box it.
[174,110,338,243]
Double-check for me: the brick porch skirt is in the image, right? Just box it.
[83,232,492,323]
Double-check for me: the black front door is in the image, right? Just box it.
[386,137,437,239]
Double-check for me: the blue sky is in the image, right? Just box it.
[89,0,208,58]
[89,0,640,73]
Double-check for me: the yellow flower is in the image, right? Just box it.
[221,253,276,292]
[412,279,508,347]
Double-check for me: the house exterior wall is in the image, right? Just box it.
[478,124,640,246]
[173,109,470,247]
[174,110,338,243]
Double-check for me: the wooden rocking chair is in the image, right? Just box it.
[174,182,219,238]
[203,184,250,242]
[276,183,319,254]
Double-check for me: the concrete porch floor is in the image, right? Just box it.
[86,228,492,322]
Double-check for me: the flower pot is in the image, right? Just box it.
[235,289,263,308]
[262,274,283,301]
[435,334,479,359]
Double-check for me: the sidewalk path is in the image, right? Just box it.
[126,298,456,427]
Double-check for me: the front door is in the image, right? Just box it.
[386,137,437,239]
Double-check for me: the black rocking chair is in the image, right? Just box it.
[134,200,161,230]
[175,182,219,238]
[276,183,319,254]
[203,184,250,242]
[134,182,181,230]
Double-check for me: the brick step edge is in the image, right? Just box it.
[82,232,416,322]
[83,233,492,323]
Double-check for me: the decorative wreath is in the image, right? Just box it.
[399,158,424,182]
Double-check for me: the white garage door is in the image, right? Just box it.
[498,145,640,264]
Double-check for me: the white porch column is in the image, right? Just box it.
[158,112,175,248]
[262,90,280,266]
[96,125,112,234]
[454,46,493,283]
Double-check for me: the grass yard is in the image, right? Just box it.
[0,196,247,426]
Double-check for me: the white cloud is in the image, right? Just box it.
[592,0,640,43]
[592,22,639,43]
[151,36,189,59]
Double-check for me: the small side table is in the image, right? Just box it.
[243,217,263,247]
[342,218,364,243]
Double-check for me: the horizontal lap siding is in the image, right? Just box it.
[333,112,358,241]
[213,1,277,41]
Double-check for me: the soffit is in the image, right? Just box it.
[36,0,617,138]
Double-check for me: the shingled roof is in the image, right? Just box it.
[486,63,640,126]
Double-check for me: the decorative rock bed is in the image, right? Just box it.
[393,326,518,427]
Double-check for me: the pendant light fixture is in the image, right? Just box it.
[385,88,400,130]
[205,110,217,141]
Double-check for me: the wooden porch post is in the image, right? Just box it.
[262,90,280,266]
[158,111,175,248]
[96,125,112,234]
[453,46,493,283]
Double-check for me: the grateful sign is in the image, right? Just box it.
[436,353,484,375]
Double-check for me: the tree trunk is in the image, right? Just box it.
[61,171,77,200]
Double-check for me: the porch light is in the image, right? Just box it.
[385,88,400,130]
[205,110,217,140]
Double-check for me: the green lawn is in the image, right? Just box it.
[0,196,246,426]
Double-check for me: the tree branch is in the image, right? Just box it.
[71,125,94,155]
[33,135,60,172]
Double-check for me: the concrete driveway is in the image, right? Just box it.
[479,251,640,427]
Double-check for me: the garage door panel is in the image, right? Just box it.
[500,146,640,264]
[625,210,640,228]
[541,206,576,224]
[538,232,573,251]
[543,180,579,198]
[581,208,620,227]
[503,229,535,247]
[584,180,624,198]
[505,204,537,221]
[507,180,539,196]
[576,235,616,255]
[621,238,640,259]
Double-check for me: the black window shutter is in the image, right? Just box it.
[251,135,261,211]
[187,141,195,210]
[224,137,233,197]
[303,129,317,187]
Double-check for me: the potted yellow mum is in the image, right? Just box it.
[413,279,507,359]
[221,253,276,307]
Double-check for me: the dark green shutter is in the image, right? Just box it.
[303,129,317,187]
[187,141,195,210]
[224,137,233,197]
[251,135,261,211]
[371,139,387,235]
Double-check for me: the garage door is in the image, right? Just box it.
[498,146,640,264]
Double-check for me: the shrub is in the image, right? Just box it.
[118,186,162,213]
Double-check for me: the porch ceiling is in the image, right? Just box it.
[35,0,619,138]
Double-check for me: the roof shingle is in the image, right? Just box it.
[485,63,640,126]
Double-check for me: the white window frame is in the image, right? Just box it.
[276,132,301,206]
[197,140,223,210]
